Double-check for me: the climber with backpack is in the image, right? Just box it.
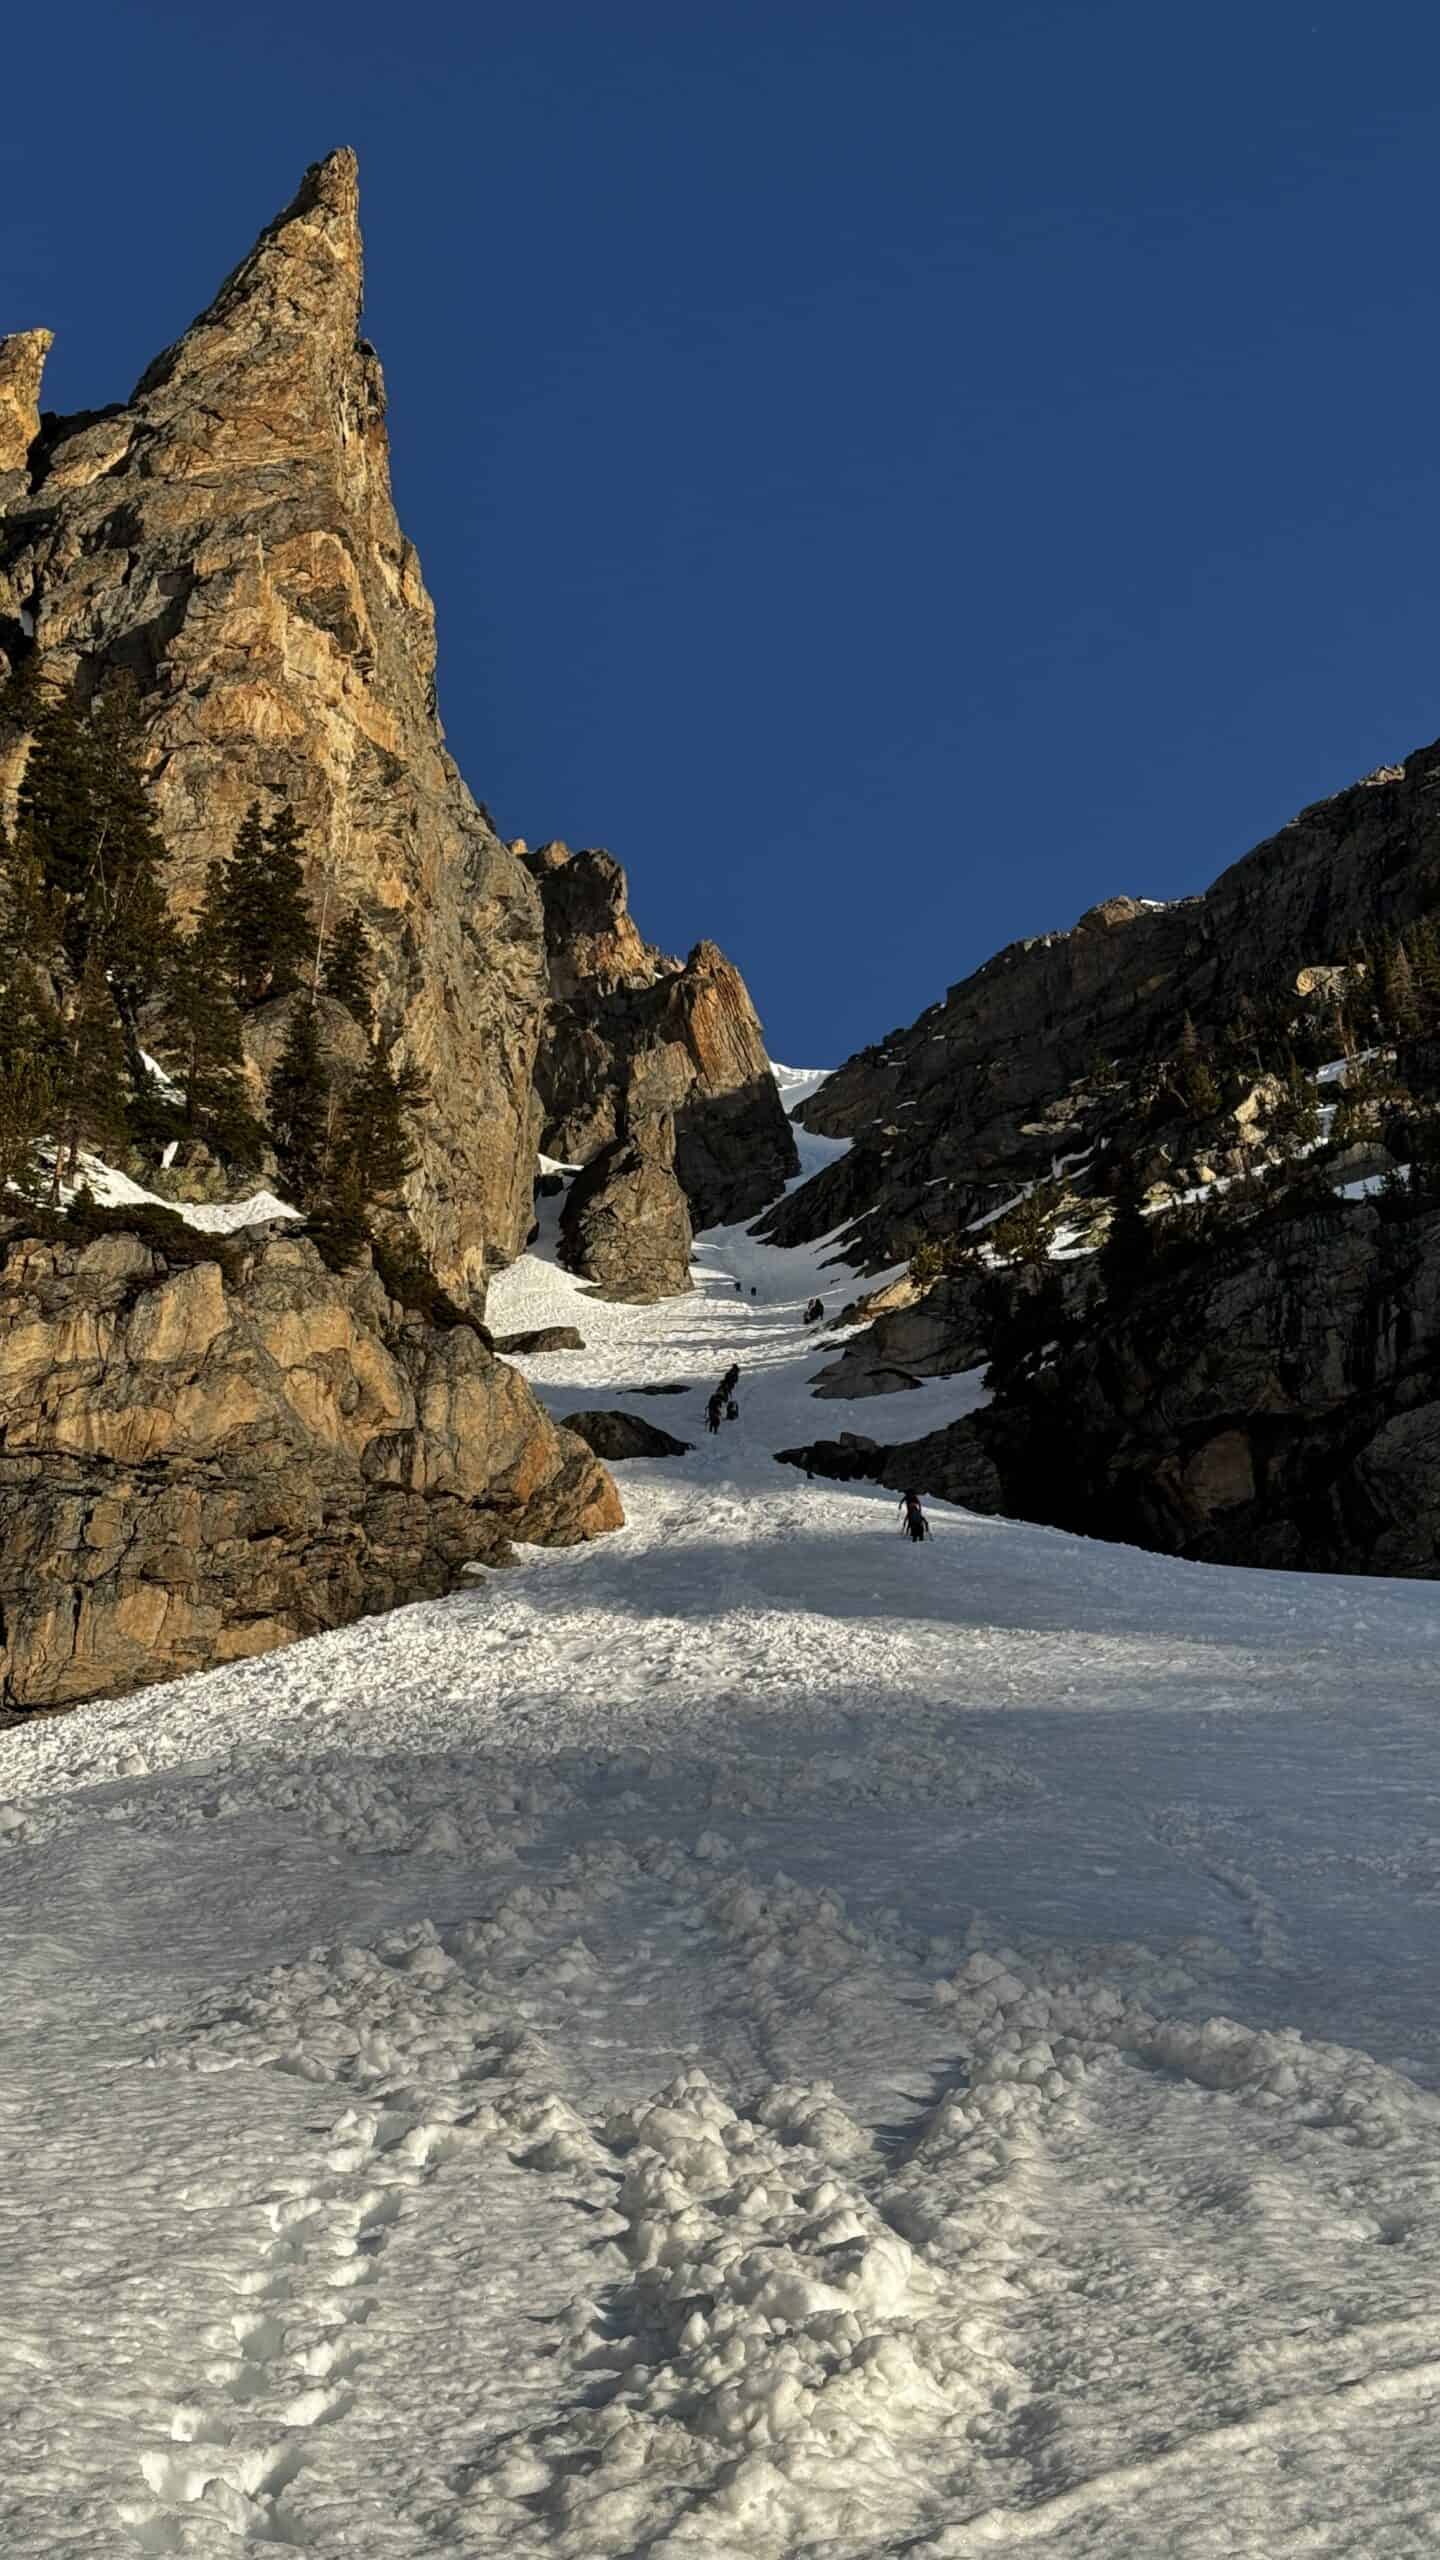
[706,1390,725,1435]
[899,1489,930,1543]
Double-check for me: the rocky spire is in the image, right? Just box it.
[0,154,544,1303]
[0,329,51,477]
[133,149,364,425]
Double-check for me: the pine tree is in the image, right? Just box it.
[1380,938,1419,1036]
[208,800,316,1007]
[0,649,46,752]
[988,1181,1063,1271]
[83,679,173,1012]
[1409,914,1440,1031]
[338,1045,429,1202]
[1100,1160,1153,1301]
[0,1050,51,1200]
[157,918,259,1162]
[209,805,270,1005]
[50,950,129,1191]
[1271,1057,1321,1157]
[267,999,331,1200]
[322,908,376,1025]
[14,692,98,962]
[261,803,318,999]
[1176,1048,1221,1116]
[12,679,171,1004]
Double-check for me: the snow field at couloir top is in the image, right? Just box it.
[3,1078,1440,2553]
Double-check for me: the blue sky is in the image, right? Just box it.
[6,2,1440,1061]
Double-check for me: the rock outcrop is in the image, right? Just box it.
[808,1267,991,1398]
[526,844,798,1228]
[0,329,50,482]
[0,1221,621,1714]
[0,152,545,1304]
[492,1325,586,1355]
[766,749,1440,1268]
[783,1196,1440,1578]
[558,1114,694,1301]
[777,1425,1004,1514]
[561,1409,692,1460]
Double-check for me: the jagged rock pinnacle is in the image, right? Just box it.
[133,148,364,408]
[0,150,544,1301]
[0,329,52,476]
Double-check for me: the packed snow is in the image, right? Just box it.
[4,1112,1440,2555]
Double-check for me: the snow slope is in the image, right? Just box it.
[42,1149,300,1233]
[4,1146,1440,2554]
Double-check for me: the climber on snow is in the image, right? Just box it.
[899,1489,930,1543]
[706,1390,725,1435]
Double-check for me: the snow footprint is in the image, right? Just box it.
[120,2102,425,2549]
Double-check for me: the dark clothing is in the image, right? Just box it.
[900,1492,930,1543]
[720,1366,740,1397]
[706,1394,725,1434]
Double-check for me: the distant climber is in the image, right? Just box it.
[750,1286,758,1299]
[899,1489,930,1543]
[706,1391,725,1435]
[802,1296,824,1325]
[720,1365,740,1399]
[734,1281,743,1294]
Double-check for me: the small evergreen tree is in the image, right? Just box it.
[338,1045,429,1202]
[322,908,376,1025]
[262,803,318,999]
[1271,1058,1321,1157]
[1379,937,1420,1036]
[83,679,173,1012]
[0,1051,52,1200]
[267,1000,331,1200]
[14,692,95,941]
[909,1237,949,1288]
[1409,914,1440,1029]
[988,1181,1063,1271]
[14,679,171,1006]
[50,950,129,1192]
[208,800,317,1007]
[1100,1160,1153,1301]
[157,919,260,1161]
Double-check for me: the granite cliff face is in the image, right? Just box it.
[0,152,544,1303]
[0,1222,620,1715]
[525,843,798,1229]
[781,1197,1440,1580]
[766,750,1440,1266]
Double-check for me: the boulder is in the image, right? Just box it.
[0,1222,621,1714]
[776,1427,1004,1511]
[562,1410,692,1460]
[492,1325,586,1354]
[558,1114,693,1302]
